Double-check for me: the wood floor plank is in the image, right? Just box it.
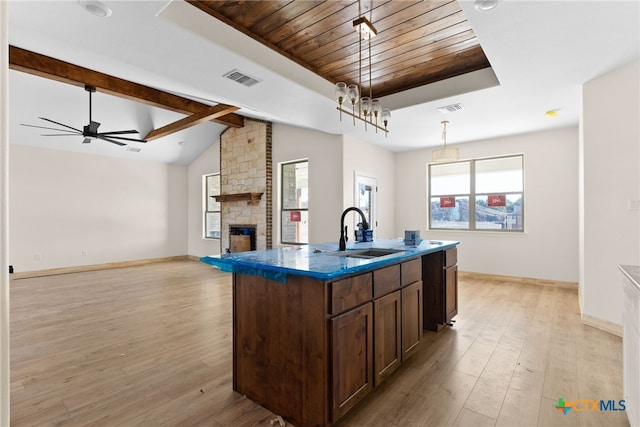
[9,260,626,427]
[453,408,497,427]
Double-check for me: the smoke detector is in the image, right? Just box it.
[80,0,112,17]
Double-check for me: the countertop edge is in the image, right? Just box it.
[619,265,640,292]
[201,241,459,282]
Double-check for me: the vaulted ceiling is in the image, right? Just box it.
[6,1,640,164]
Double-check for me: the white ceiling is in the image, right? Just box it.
[7,0,640,165]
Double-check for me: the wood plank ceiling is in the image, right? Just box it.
[188,0,491,98]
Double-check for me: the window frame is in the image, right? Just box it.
[203,173,221,239]
[428,154,524,232]
[280,159,309,245]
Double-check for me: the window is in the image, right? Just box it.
[429,154,524,231]
[281,160,309,244]
[204,173,221,239]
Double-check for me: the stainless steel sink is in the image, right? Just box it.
[330,248,405,259]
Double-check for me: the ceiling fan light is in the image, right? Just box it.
[80,0,112,18]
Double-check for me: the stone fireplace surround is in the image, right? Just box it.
[219,119,272,252]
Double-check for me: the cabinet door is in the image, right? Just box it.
[422,251,445,330]
[445,265,458,323]
[402,280,423,361]
[331,303,373,422]
[373,291,401,387]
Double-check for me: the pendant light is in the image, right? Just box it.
[432,121,459,163]
[334,0,389,135]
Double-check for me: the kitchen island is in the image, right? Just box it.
[201,238,459,426]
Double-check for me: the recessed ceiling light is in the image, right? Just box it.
[544,109,559,118]
[474,0,500,11]
[80,0,112,18]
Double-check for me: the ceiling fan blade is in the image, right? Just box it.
[21,123,79,133]
[98,129,140,135]
[97,134,147,143]
[40,133,82,136]
[82,137,92,144]
[38,117,82,133]
[98,136,127,146]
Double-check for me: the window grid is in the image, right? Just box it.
[204,173,221,239]
[280,160,309,245]
[428,154,524,232]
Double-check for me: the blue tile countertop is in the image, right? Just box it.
[200,238,460,282]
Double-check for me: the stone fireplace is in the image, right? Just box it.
[219,119,272,252]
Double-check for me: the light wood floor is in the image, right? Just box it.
[10,260,627,426]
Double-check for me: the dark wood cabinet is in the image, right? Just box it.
[445,264,458,322]
[422,247,458,331]
[373,290,401,386]
[372,258,423,387]
[231,247,456,426]
[401,280,423,360]
[331,303,373,421]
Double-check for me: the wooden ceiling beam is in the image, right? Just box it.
[144,104,240,141]
[8,45,244,129]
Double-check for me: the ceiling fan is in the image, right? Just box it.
[21,84,147,147]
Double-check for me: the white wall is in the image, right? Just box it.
[9,145,188,272]
[342,135,396,239]
[581,60,640,326]
[187,142,221,257]
[272,123,343,245]
[395,127,579,282]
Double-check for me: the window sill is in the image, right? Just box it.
[426,229,528,238]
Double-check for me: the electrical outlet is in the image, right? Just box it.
[628,199,640,211]
[82,249,89,257]
[34,253,42,261]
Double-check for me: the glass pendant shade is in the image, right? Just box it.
[335,82,347,105]
[347,84,360,105]
[381,109,391,126]
[371,99,381,117]
[361,96,371,116]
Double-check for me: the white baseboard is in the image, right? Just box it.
[459,271,578,290]
[11,255,190,279]
[580,314,623,337]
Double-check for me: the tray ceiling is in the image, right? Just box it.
[187,0,492,98]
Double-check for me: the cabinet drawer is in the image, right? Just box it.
[373,264,400,298]
[401,258,421,287]
[445,247,457,267]
[330,273,372,315]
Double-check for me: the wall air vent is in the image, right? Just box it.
[438,103,464,113]
[126,146,142,153]
[223,69,262,87]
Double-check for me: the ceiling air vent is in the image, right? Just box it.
[223,69,262,87]
[126,146,142,153]
[437,103,464,113]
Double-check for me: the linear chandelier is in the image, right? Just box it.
[334,3,390,136]
[432,120,459,163]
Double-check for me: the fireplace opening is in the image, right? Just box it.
[229,224,257,253]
